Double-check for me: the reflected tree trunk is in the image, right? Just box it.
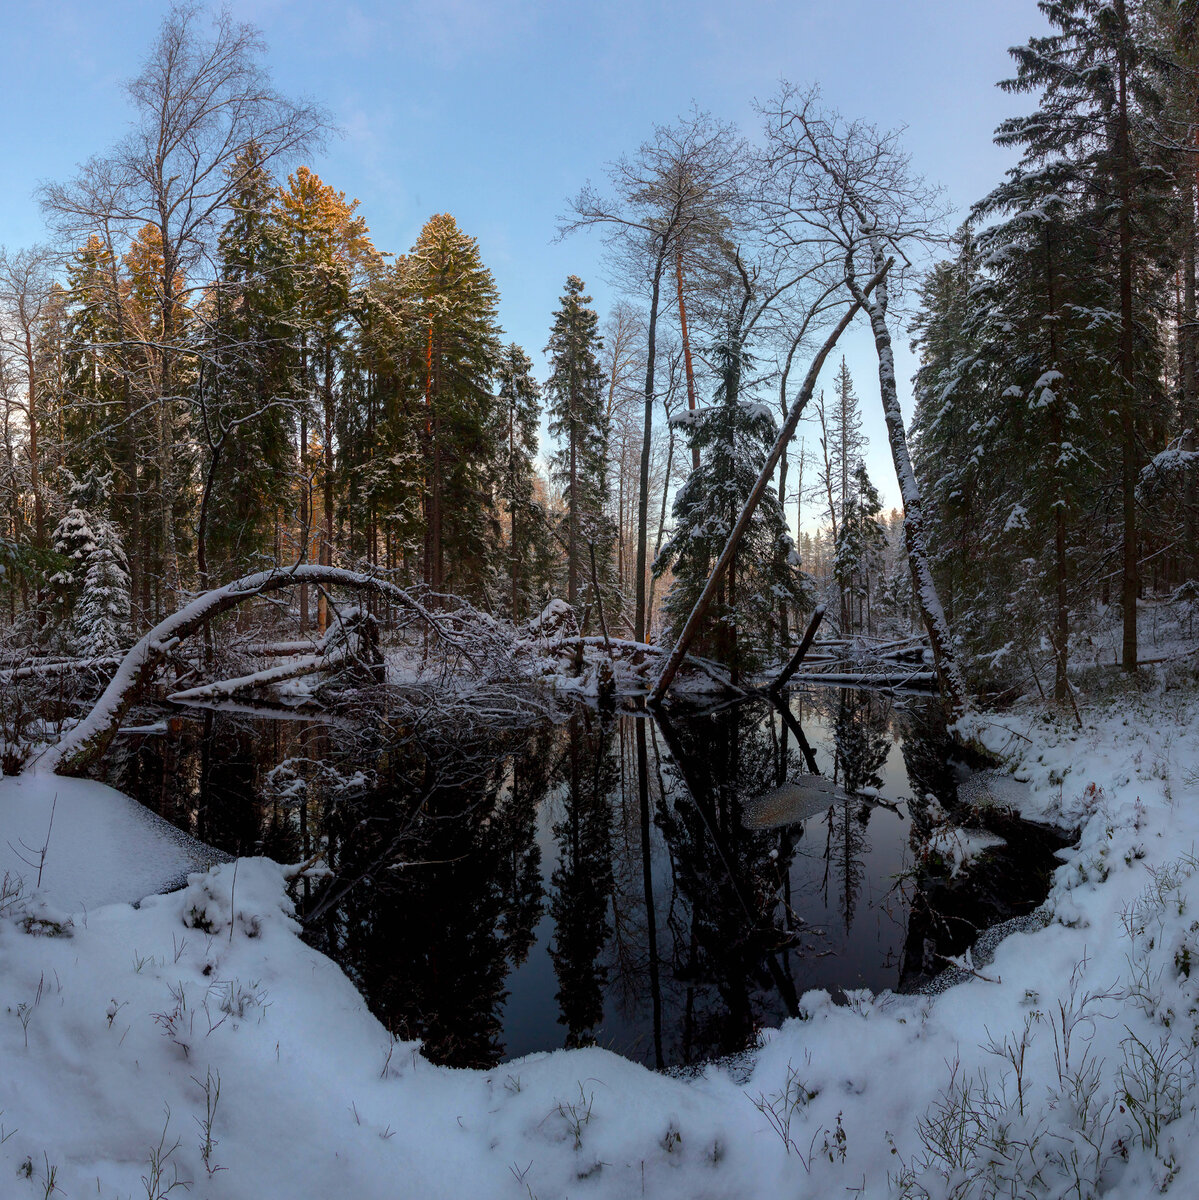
[636,717,664,1069]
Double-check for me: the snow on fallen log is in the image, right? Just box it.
[241,639,328,657]
[166,651,344,703]
[778,670,938,689]
[32,565,470,778]
[0,655,122,683]
[515,632,742,694]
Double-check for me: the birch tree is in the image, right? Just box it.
[759,85,969,716]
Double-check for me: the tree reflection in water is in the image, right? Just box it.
[549,708,616,1049]
[821,690,892,931]
[108,686,1043,1070]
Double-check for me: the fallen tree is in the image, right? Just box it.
[31,566,482,778]
[760,83,969,718]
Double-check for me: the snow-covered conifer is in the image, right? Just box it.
[656,330,811,670]
[50,470,130,656]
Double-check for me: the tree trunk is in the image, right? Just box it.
[22,328,43,549]
[320,339,334,634]
[635,257,665,644]
[646,418,676,630]
[1116,0,1139,671]
[1045,225,1070,703]
[771,604,826,692]
[568,402,578,606]
[636,718,664,1069]
[157,234,180,613]
[676,252,700,473]
[850,245,969,718]
[1184,169,1199,581]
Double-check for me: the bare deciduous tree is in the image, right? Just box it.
[562,109,748,643]
[0,246,58,550]
[759,83,968,716]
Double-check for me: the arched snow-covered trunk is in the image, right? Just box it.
[33,566,462,778]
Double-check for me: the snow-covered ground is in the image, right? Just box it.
[2,664,1199,1197]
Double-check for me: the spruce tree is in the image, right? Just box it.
[204,142,300,581]
[494,343,552,621]
[61,238,125,483]
[545,276,613,613]
[995,0,1173,670]
[833,464,886,634]
[655,329,810,671]
[50,469,130,656]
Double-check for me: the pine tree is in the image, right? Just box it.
[276,166,375,628]
[545,276,613,613]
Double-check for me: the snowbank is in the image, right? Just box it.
[3,673,1199,1196]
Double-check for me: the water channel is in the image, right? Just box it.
[101,687,1060,1070]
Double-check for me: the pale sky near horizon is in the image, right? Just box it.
[0,0,1043,524]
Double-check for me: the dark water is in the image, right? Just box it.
[102,689,1058,1070]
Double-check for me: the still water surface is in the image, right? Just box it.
[104,689,1050,1070]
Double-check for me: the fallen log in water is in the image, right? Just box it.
[517,634,744,695]
[166,650,346,703]
[770,605,826,693]
[778,670,938,689]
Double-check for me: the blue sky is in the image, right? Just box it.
[1,0,1041,516]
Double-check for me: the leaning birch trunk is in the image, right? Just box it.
[648,262,891,704]
[848,237,969,719]
[33,565,466,778]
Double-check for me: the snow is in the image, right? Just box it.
[7,667,1199,1195]
[667,406,709,426]
[0,774,225,911]
[1004,503,1030,533]
[737,400,776,423]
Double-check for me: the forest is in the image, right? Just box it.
[2,2,1195,720]
[3,2,1199,1199]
